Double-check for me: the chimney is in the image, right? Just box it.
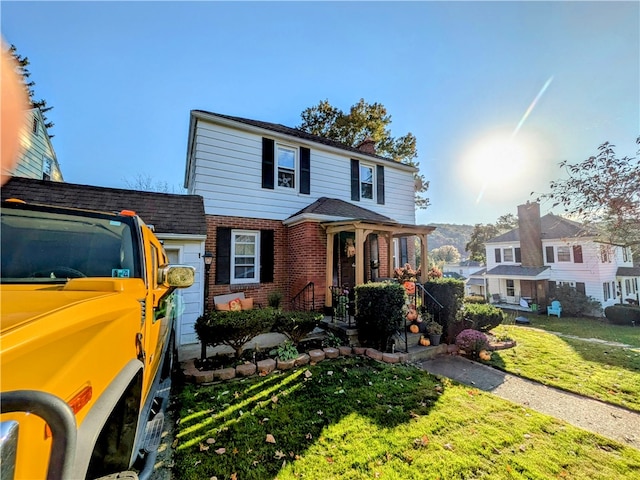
[518,201,543,267]
[357,137,376,155]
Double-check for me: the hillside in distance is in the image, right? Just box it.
[427,223,475,258]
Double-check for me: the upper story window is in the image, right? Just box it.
[503,248,514,262]
[32,117,39,134]
[600,244,612,263]
[557,246,571,262]
[360,164,374,200]
[623,246,631,263]
[277,144,296,189]
[231,230,260,284]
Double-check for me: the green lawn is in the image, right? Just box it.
[488,324,640,412]
[172,358,640,480]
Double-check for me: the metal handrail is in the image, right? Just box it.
[291,282,315,312]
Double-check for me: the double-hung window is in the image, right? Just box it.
[231,230,259,284]
[557,246,571,262]
[277,144,296,189]
[503,248,514,262]
[360,164,374,200]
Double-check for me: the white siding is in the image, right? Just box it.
[189,121,417,225]
[160,238,205,346]
[13,109,62,181]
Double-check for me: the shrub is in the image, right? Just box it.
[464,295,487,304]
[463,303,506,332]
[604,305,640,326]
[272,340,298,361]
[272,310,323,345]
[355,282,405,351]
[267,291,283,309]
[455,329,490,358]
[551,284,602,317]
[195,308,276,358]
[421,278,465,343]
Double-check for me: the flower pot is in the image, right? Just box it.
[428,334,442,346]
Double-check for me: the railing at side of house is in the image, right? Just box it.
[291,282,315,312]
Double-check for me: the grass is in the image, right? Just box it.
[488,324,640,412]
[507,314,640,347]
[172,357,640,479]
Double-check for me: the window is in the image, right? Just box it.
[576,282,586,295]
[494,248,501,263]
[573,245,583,263]
[625,279,632,295]
[360,164,374,200]
[603,282,611,301]
[277,144,296,189]
[506,279,515,297]
[43,157,52,181]
[231,230,259,284]
[545,246,554,263]
[600,245,612,263]
[623,247,631,263]
[557,246,571,262]
[503,248,514,262]
[32,117,39,134]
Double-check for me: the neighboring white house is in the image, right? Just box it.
[12,108,63,182]
[484,202,640,311]
[1,176,207,351]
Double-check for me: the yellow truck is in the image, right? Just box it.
[0,200,196,479]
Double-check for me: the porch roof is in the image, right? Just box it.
[485,265,551,280]
[466,278,486,286]
[617,266,640,277]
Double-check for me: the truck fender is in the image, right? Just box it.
[71,359,144,478]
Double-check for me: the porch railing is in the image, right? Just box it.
[291,282,315,312]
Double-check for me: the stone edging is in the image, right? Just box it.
[181,346,411,384]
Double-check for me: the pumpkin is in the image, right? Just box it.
[409,324,420,334]
[403,281,416,295]
[479,350,492,361]
[407,310,418,322]
[419,336,431,347]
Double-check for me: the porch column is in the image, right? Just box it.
[355,228,365,285]
[385,232,394,278]
[325,232,335,308]
[418,234,428,282]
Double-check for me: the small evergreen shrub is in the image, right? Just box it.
[463,303,506,332]
[604,305,640,326]
[552,284,602,317]
[195,308,276,358]
[421,278,465,343]
[267,291,283,309]
[455,329,490,358]
[355,282,405,351]
[464,295,487,304]
[272,310,323,345]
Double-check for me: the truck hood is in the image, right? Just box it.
[1,278,147,334]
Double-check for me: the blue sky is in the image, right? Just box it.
[2,1,638,226]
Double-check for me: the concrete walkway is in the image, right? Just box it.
[419,355,640,450]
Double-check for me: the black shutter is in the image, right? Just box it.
[548,281,556,296]
[260,229,274,283]
[376,165,385,205]
[515,247,521,263]
[400,237,408,265]
[495,248,501,263]
[576,282,586,295]
[262,138,274,189]
[546,246,555,263]
[215,227,231,285]
[300,147,310,194]
[573,245,583,263]
[350,159,360,201]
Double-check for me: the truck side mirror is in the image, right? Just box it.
[158,265,195,288]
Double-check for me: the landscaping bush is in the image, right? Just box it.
[463,303,506,332]
[604,304,640,326]
[551,284,602,317]
[455,329,490,359]
[464,295,487,304]
[195,308,276,358]
[272,310,323,345]
[355,281,405,351]
[421,278,465,343]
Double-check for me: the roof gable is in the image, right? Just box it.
[487,213,595,244]
[1,176,206,236]
[288,197,396,223]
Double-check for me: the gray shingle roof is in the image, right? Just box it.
[485,265,551,278]
[193,110,403,165]
[487,213,595,243]
[617,266,640,277]
[289,197,396,223]
[1,176,206,236]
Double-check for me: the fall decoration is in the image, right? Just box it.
[419,336,431,347]
[409,324,420,334]
[479,350,491,361]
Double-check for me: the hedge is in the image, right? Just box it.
[355,282,406,351]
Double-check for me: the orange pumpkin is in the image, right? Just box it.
[409,324,420,334]
[419,336,431,347]
[403,281,416,295]
[479,350,491,361]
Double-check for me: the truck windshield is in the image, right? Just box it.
[1,203,142,283]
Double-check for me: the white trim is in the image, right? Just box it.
[155,233,207,241]
[276,142,297,190]
[231,229,260,284]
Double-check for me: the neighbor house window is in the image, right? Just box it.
[557,246,571,262]
[506,279,515,297]
[231,230,259,284]
[32,117,39,134]
[360,164,374,200]
[600,245,612,263]
[503,248,514,262]
[43,157,52,181]
[603,282,611,301]
[277,144,296,189]
[623,247,630,263]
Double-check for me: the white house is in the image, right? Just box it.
[485,202,640,311]
[12,108,63,182]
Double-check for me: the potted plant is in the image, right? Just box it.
[425,320,443,346]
